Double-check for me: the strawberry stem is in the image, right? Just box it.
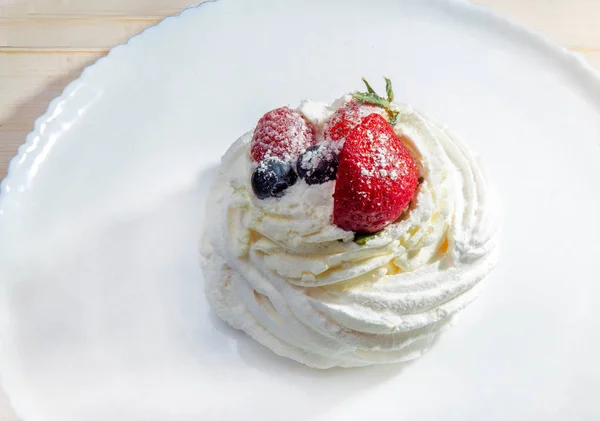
[353,77,399,125]
[361,77,377,94]
[353,92,389,108]
[384,77,394,102]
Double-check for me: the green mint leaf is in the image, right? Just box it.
[361,77,377,94]
[353,92,389,108]
[354,232,380,246]
[384,77,394,102]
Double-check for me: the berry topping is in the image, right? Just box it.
[250,107,316,163]
[352,77,400,125]
[324,77,400,143]
[251,157,298,199]
[296,144,339,185]
[323,100,380,143]
[333,113,419,234]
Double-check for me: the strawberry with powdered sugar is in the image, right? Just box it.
[333,113,419,233]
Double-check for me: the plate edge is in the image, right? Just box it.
[0,0,218,208]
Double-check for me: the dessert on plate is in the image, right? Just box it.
[201,78,501,369]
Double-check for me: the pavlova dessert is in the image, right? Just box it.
[201,78,501,368]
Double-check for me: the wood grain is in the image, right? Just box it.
[2,0,600,178]
[0,1,599,419]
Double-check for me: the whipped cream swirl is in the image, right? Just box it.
[201,99,501,368]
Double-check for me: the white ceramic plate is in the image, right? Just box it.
[1,0,600,420]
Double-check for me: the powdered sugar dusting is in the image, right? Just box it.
[354,136,413,182]
[333,112,420,233]
[322,97,385,145]
[297,143,338,180]
[251,107,317,162]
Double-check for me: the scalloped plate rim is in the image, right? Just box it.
[1,0,600,206]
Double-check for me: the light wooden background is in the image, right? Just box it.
[1,0,599,419]
[2,0,600,179]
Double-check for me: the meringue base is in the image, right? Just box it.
[204,253,459,369]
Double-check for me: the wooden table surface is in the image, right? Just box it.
[1,0,599,419]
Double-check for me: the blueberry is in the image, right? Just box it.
[296,144,339,185]
[251,157,298,199]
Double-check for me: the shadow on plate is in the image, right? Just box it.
[206,308,409,419]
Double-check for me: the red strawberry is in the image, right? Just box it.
[251,107,316,163]
[323,100,381,143]
[333,113,419,234]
